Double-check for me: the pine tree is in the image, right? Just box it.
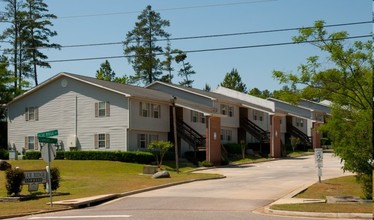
[124,5,170,85]
[175,50,195,87]
[220,68,247,93]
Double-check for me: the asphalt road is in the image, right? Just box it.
[11,153,350,220]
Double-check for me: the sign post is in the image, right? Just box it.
[38,130,58,207]
[314,148,323,183]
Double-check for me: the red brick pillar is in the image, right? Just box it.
[270,115,281,158]
[312,122,321,149]
[206,116,221,165]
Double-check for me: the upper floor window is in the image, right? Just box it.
[140,102,161,118]
[253,110,264,121]
[220,104,234,117]
[95,101,110,117]
[25,107,39,121]
[191,110,205,124]
[296,118,304,127]
[220,129,232,142]
[94,133,110,149]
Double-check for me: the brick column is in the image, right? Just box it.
[270,115,281,158]
[206,116,221,165]
[312,122,321,149]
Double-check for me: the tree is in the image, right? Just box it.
[203,83,211,92]
[1,0,59,88]
[96,60,129,84]
[124,5,170,85]
[220,68,247,93]
[96,60,115,81]
[23,0,60,86]
[273,20,372,199]
[147,140,173,169]
[160,41,174,83]
[0,55,15,120]
[175,50,195,87]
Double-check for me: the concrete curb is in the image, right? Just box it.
[259,182,373,219]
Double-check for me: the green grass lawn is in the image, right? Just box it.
[0,160,221,217]
[271,175,373,213]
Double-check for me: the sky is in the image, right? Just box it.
[0,0,372,91]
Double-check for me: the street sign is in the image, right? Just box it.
[314,148,323,183]
[38,130,58,138]
[38,137,58,144]
[42,145,56,163]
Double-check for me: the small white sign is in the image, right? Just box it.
[314,148,323,167]
[22,170,47,184]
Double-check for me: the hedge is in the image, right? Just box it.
[0,149,9,160]
[223,143,242,154]
[24,150,155,164]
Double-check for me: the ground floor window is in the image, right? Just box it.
[95,133,110,149]
[25,136,38,150]
[137,133,159,149]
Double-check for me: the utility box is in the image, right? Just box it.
[8,150,18,160]
[67,135,77,150]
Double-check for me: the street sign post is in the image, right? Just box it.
[37,129,58,207]
[314,148,323,183]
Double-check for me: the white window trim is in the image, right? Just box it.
[94,133,110,149]
[95,101,110,117]
[25,106,39,121]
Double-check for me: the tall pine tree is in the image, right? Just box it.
[124,5,170,85]
[220,68,247,93]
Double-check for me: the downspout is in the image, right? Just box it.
[208,116,211,162]
[75,96,78,139]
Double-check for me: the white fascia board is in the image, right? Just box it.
[148,81,216,101]
[213,86,275,112]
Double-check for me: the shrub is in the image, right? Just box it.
[24,151,41,160]
[55,151,65,160]
[184,151,206,163]
[199,160,214,167]
[5,168,24,196]
[44,167,60,192]
[147,141,173,168]
[223,143,241,154]
[63,151,154,164]
[0,149,9,159]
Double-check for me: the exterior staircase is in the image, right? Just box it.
[240,117,270,143]
[288,125,311,146]
[176,119,206,151]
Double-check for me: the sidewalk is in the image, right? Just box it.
[260,182,373,220]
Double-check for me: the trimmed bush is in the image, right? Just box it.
[199,160,214,167]
[223,143,241,154]
[44,167,60,192]
[5,168,24,196]
[55,151,65,160]
[24,151,41,160]
[63,151,154,164]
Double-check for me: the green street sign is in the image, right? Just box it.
[37,130,58,138]
[38,137,58,144]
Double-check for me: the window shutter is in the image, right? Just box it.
[137,134,140,148]
[139,102,142,116]
[95,103,99,117]
[94,134,99,149]
[25,136,28,149]
[35,136,39,150]
[105,134,110,149]
[34,107,39,121]
[25,108,29,121]
[106,101,110,117]
[158,105,161,118]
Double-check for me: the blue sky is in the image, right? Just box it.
[0,0,372,91]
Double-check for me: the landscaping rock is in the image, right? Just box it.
[152,171,170,179]
[0,160,11,171]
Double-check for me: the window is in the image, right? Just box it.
[95,101,110,117]
[25,136,38,150]
[220,129,232,142]
[199,113,205,124]
[138,134,147,148]
[137,133,159,149]
[296,118,304,127]
[253,110,264,121]
[226,130,232,141]
[220,105,227,115]
[228,106,234,117]
[25,107,39,121]
[151,104,160,118]
[140,102,161,118]
[191,110,198,123]
[94,133,110,149]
